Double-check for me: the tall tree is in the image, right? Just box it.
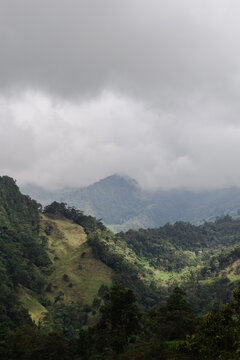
[96,283,141,354]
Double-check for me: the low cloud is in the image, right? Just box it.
[1,1,240,189]
[1,90,240,191]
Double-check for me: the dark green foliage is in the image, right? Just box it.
[146,287,196,342]
[62,274,70,282]
[113,216,240,313]
[75,284,142,358]
[97,284,109,297]
[5,175,240,359]
[88,231,163,308]
[45,283,52,292]
[4,285,240,359]
[180,287,240,359]
[0,176,51,328]
[119,217,240,272]
[2,325,73,360]
[183,277,232,315]
[98,284,141,353]
[87,216,240,313]
[0,176,40,233]
[42,302,88,338]
[92,297,101,309]
[43,201,106,233]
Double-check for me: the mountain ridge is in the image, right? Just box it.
[21,175,240,231]
[3,174,240,339]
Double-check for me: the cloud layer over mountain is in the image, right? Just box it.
[1,0,240,189]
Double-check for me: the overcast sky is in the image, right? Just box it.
[1,0,240,190]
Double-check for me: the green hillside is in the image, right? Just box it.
[3,176,240,325]
[19,215,113,326]
[0,176,50,329]
[40,215,113,305]
[0,177,114,333]
[3,176,240,358]
[87,215,240,314]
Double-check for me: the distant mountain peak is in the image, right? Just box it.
[20,174,240,232]
[96,174,138,187]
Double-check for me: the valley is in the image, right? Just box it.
[2,175,240,358]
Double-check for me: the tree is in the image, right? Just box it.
[180,287,240,359]
[147,287,196,341]
[96,283,141,353]
[4,325,72,360]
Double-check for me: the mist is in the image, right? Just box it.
[1,1,240,190]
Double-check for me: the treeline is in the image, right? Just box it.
[118,216,240,271]
[0,284,195,359]
[0,177,51,329]
[1,284,240,359]
[88,231,165,308]
[87,215,240,315]
[3,176,240,356]
[43,201,106,233]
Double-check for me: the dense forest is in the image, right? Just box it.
[0,176,50,329]
[2,284,240,359]
[2,176,240,358]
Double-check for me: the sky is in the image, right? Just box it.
[1,0,240,190]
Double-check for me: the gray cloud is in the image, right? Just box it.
[0,90,240,190]
[1,1,240,189]
[1,0,240,101]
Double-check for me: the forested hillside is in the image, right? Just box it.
[0,176,50,328]
[21,174,240,231]
[3,176,240,358]
[0,177,112,334]
[3,176,240,320]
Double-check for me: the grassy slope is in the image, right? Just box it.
[18,213,240,322]
[19,215,113,323]
[18,287,47,323]
[42,216,113,303]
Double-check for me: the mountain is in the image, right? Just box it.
[3,178,240,360]
[0,177,113,331]
[21,175,240,231]
[0,177,163,333]
[3,175,240,342]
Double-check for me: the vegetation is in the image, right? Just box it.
[4,175,240,358]
[0,177,112,335]
[43,201,105,233]
[86,215,240,314]
[3,284,240,359]
[0,176,50,329]
[21,174,240,231]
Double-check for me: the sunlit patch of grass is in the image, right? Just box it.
[41,215,113,305]
[18,286,47,324]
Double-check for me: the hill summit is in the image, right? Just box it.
[21,175,240,231]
